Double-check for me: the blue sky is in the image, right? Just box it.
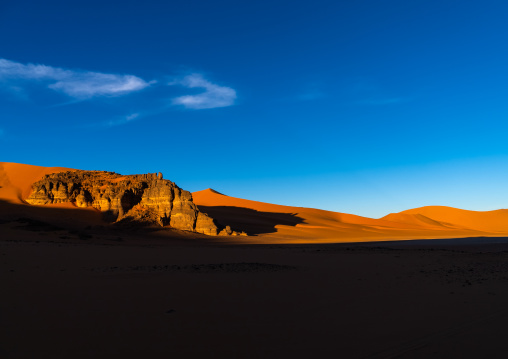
[1,0,508,218]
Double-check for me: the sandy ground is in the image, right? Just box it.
[2,225,508,358]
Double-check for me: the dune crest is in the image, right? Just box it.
[204,188,225,195]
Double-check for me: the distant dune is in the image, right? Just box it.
[383,206,508,233]
[2,162,508,243]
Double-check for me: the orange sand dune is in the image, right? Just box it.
[384,206,508,233]
[192,189,503,243]
[0,162,104,228]
[0,162,74,203]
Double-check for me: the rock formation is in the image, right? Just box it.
[25,170,245,236]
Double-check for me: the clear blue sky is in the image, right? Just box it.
[2,0,508,218]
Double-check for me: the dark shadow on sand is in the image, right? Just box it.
[196,205,305,235]
[0,199,161,241]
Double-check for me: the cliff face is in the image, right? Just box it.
[25,170,243,236]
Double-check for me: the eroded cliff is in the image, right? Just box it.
[25,170,244,236]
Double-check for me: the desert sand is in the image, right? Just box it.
[3,162,508,358]
[3,228,508,358]
[192,188,508,243]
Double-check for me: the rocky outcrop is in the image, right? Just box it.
[25,170,245,236]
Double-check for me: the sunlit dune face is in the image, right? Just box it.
[0,162,74,203]
[390,206,508,233]
[192,189,508,243]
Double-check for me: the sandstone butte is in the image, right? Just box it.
[0,162,243,236]
[3,161,508,243]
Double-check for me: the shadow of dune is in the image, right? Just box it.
[196,205,305,235]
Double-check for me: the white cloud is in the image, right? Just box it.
[48,73,150,98]
[125,113,139,121]
[103,113,141,127]
[0,58,151,99]
[171,73,236,109]
[79,112,141,128]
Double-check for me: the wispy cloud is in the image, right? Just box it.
[0,58,151,99]
[102,113,141,127]
[171,73,236,109]
[0,58,238,126]
[125,113,140,121]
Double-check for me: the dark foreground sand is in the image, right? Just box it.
[3,223,508,359]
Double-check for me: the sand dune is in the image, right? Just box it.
[192,189,505,242]
[0,162,73,203]
[2,162,508,243]
[383,206,508,233]
[0,162,104,228]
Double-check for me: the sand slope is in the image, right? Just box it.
[0,162,104,228]
[0,162,73,203]
[383,206,508,233]
[192,189,506,242]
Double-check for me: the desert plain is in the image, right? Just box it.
[3,162,508,358]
